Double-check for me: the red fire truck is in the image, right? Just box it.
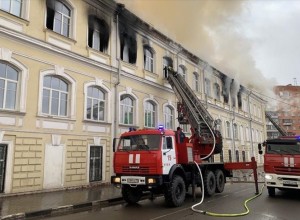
[111,67,258,207]
[259,136,300,196]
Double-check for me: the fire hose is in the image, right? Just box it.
[191,161,265,217]
[191,119,265,217]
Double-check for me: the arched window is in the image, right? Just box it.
[42,76,69,116]
[0,62,19,110]
[46,0,72,37]
[86,86,105,121]
[120,95,134,125]
[226,121,231,138]
[144,46,154,72]
[88,15,109,53]
[164,105,174,129]
[144,101,156,128]
[178,65,186,80]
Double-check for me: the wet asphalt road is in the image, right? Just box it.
[45,183,300,220]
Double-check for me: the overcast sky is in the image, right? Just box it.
[116,0,300,94]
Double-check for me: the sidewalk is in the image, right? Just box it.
[0,168,264,220]
[0,185,122,220]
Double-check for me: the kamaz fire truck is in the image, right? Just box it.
[111,67,258,207]
[259,115,300,196]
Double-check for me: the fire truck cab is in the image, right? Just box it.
[259,136,300,196]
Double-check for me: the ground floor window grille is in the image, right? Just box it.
[0,144,7,192]
[89,146,103,182]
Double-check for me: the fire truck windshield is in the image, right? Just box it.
[117,134,161,151]
[266,142,300,155]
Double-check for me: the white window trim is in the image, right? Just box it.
[38,68,76,119]
[162,102,175,129]
[0,48,28,113]
[83,80,111,123]
[143,97,159,128]
[119,90,139,126]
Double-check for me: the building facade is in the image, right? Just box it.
[268,85,300,137]
[0,0,266,195]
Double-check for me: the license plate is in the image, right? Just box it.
[127,178,139,184]
[283,180,297,186]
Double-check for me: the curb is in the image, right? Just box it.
[1,196,124,220]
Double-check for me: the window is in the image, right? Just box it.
[42,76,69,116]
[164,105,174,129]
[215,119,222,135]
[220,150,224,162]
[235,150,239,162]
[120,24,137,64]
[120,95,134,125]
[233,123,238,140]
[144,101,156,128]
[89,146,103,182]
[0,62,18,110]
[240,125,244,144]
[88,15,109,53]
[46,0,71,37]
[242,151,246,162]
[213,83,220,100]
[226,121,231,138]
[144,46,154,72]
[178,65,186,80]
[86,86,105,121]
[228,149,232,162]
[193,72,199,92]
[163,57,173,78]
[0,0,22,17]
[205,78,211,96]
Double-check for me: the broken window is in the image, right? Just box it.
[88,15,109,53]
[46,0,71,37]
[119,23,137,64]
[163,57,173,78]
[213,83,220,101]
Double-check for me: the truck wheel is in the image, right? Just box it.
[164,175,186,207]
[122,185,142,204]
[267,187,275,197]
[215,169,225,193]
[204,170,216,196]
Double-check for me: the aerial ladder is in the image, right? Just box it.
[164,67,223,157]
[265,112,288,136]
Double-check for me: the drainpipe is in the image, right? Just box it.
[247,90,254,157]
[231,106,236,162]
[114,4,124,140]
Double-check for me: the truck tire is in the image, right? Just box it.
[214,169,225,193]
[164,175,186,207]
[204,170,216,196]
[267,187,275,197]
[122,185,143,204]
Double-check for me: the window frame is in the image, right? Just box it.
[163,104,174,129]
[86,86,106,121]
[120,95,134,125]
[144,99,158,128]
[144,46,154,73]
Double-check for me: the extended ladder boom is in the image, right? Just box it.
[165,67,218,145]
[265,112,288,136]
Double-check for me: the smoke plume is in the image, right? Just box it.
[116,0,277,100]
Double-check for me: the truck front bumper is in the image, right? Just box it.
[265,173,300,189]
[111,175,163,187]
